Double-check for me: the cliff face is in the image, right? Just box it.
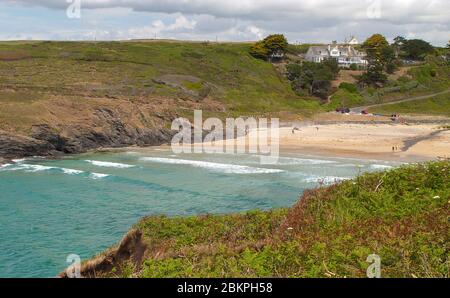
[0,100,178,159]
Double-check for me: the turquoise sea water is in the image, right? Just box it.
[0,148,399,277]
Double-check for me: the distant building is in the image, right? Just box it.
[345,36,360,45]
[305,38,367,68]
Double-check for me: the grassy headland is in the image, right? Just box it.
[0,40,324,158]
[71,160,449,278]
[0,40,319,130]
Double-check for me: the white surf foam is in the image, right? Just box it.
[248,155,335,165]
[0,163,13,170]
[85,160,135,169]
[3,163,87,176]
[275,156,335,165]
[140,157,284,174]
[12,158,27,163]
[61,168,84,175]
[17,164,56,173]
[90,173,110,179]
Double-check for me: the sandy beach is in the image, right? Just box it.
[195,120,450,162]
[278,123,450,161]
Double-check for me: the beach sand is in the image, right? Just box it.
[278,123,450,161]
[196,122,450,162]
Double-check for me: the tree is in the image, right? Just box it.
[362,34,390,62]
[249,34,288,61]
[359,60,387,87]
[286,60,339,98]
[322,58,339,77]
[393,36,407,46]
[262,34,288,55]
[360,34,394,86]
[393,36,407,58]
[249,41,269,60]
[401,39,434,61]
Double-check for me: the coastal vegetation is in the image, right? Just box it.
[72,161,449,278]
[369,92,450,117]
[286,58,339,100]
[249,34,288,61]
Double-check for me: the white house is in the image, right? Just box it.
[305,39,367,68]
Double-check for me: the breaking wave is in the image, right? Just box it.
[85,160,135,169]
[140,157,284,174]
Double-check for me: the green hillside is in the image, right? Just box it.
[75,161,449,278]
[326,57,450,110]
[370,92,450,116]
[0,40,319,129]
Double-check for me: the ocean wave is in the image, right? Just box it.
[303,175,351,185]
[61,168,84,175]
[85,160,135,169]
[140,157,284,174]
[15,164,56,172]
[90,173,110,179]
[2,162,110,180]
[0,163,13,170]
[250,155,335,165]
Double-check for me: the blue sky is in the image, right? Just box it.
[1,0,449,46]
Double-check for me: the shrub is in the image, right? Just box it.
[349,63,358,71]
[339,82,358,93]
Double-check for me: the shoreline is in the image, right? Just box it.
[1,121,448,165]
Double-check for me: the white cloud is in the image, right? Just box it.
[2,0,450,45]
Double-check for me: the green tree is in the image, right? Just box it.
[360,34,394,86]
[359,60,387,87]
[249,34,288,61]
[262,34,288,55]
[401,39,434,61]
[286,60,339,99]
[362,34,390,62]
[249,41,269,60]
[393,36,407,58]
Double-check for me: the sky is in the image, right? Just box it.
[0,0,449,46]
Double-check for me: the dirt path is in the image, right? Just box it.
[351,89,450,113]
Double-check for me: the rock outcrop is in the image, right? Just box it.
[0,106,176,159]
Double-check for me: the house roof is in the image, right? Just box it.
[307,44,365,57]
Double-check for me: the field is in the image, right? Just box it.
[73,161,449,278]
